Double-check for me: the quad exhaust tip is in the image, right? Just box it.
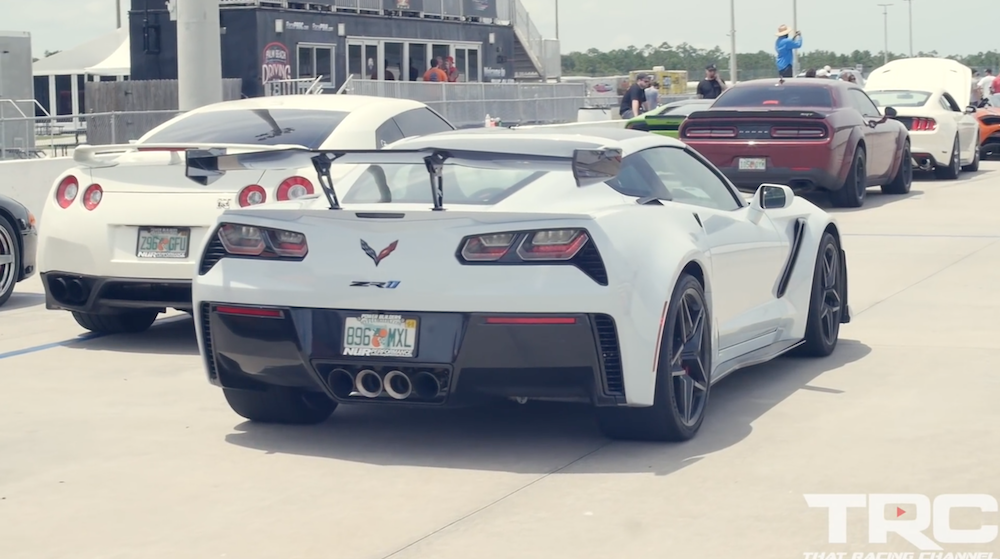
[66,279,86,303]
[328,368,355,399]
[50,277,68,301]
[412,372,441,399]
[355,369,383,398]
[383,370,412,400]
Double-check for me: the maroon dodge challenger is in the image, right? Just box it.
[678,78,912,208]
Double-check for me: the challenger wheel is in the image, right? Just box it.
[794,232,844,357]
[935,136,961,179]
[72,309,159,334]
[596,273,711,442]
[830,146,866,208]
[881,141,913,195]
[223,386,337,424]
[0,214,19,307]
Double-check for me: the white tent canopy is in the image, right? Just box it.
[32,27,129,76]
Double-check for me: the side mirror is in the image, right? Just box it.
[883,106,898,118]
[749,183,794,222]
[965,105,978,114]
[572,147,623,186]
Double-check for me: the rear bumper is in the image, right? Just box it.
[717,166,842,192]
[685,140,842,191]
[198,303,627,407]
[42,271,192,312]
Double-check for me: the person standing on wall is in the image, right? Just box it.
[775,24,802,78]
[696,65,726,99]
[620,73,650,119]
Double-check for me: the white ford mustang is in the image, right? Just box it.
[865,57,981,177]
[36,94,454,334]
[189,127,852,442]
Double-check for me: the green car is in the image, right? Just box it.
[624,99,715,137]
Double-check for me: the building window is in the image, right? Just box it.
[297,44,335,83]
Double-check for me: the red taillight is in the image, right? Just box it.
[238,185,267,207]
[460,233,516,261]
[215,223,309,259]
[770,127,827,139]
[911,118,937,131]
[82,184,103,210]
[516,229,589,261]
[214,305,284,318]
[55,176,79,209]
[265,228,309,258]
[276,176,315,201]
[683,127,737,138]
[484,317,577,325]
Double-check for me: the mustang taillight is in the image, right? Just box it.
[683,127,737,138]
[276,176,315,201]
[910,118,937,131]
[217,223,308,259]
[82,184,103,210]
[460,233,517,261]
[770,127,827,139]
[517,229,589,261]
[238,185,267,207]
[55,176,79,209]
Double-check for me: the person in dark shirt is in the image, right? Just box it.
[620,73,651,118]
[696,64,726,99]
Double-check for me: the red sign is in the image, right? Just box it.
[262,42,291,84]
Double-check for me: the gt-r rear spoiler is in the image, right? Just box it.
[71,143,308,168]
[685,110,828,120]
[184,146,623,211]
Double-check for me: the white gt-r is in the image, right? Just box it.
[190,128,852,442]
[865,57,981,178]
[36,94,454,334]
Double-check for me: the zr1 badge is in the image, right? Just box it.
[350,281,400,289]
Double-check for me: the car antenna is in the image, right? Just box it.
[423,150,450,211]
[310,153,341,210]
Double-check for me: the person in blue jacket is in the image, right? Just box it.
[775,24,802,78]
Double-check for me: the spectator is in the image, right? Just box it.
[992,73,1000,96]
[978,69,994,99]
[805,68,817,77]
[840,71,857,84]
[645,81,660,111]
[384,60,395,80]
[422,58,448,82]
[972,71,983,104]
[409,60,419,81]
[775,24,802,78]
[696,64,726,99]
[619,73,650,119]
[444,56,459,82]
[816,68,829,78]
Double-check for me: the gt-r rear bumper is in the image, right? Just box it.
[41,271,192,312]
[198,303,628,407]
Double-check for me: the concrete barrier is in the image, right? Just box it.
[0,156,76,220]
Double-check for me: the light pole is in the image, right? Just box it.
[877,4,892,65]
[0,50,7,160]
[902,0,912,56]
[116,0,122,28]
[554,0,559,41]
[729,0,737,83]
[792,0,799,76]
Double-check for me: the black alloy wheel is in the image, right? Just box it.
[668,285,711,428]
[795,232,844,357]
[882,142,913,195]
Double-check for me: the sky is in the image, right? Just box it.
[2,0,995,58]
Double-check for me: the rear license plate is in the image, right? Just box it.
[342,313,418,357]
[738,158,767,171]
[136,227,191,259]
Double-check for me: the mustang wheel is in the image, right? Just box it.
[0,214,19,307]
[794,232,844,357]
[72,309,159,335]
[596,273,711,442]
[962,139,980,172]
[881,141,913,195]
[223,386,337,424]
[830,146,866,208]
[935,136,961,180]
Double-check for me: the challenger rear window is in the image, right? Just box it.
[341,164,545,205]
[866,90,931,107]
[713,86,834,108]
[142,109,350,148]
[654,102,713,117]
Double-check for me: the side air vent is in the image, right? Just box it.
[200,302,218,380]
[198,234,226,275]
[573,242,609,286]
[592,314,624,396]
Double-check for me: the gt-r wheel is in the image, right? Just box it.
[830,146,866,208]
[223,386,337,424]
[935,136,961,180]
[794,232,844,357]
[72,309,159,335]
[0,214,19,307]
[962,140,980,172]
[881,141,913,195]
[596,273,711,442]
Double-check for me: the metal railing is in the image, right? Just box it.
[0,110,182,158]
[264,76,326,96]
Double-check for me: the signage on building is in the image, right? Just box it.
[463,0,497,18]
[285,21,335,32]
[383,0,423,9]
[483,66,506,80]
[262,42,292,84]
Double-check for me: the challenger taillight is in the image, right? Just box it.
[683,127,737,138]
[82,184,103,210]
[910,118,937,132]
[55,176,79,209]
[238,185,267,207]
[517,229,589,261]
[217,223,308,259]
[770,127,827,139]
[276,176,314,201]
[458,229,590,263]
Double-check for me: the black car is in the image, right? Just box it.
[0,193,39,306]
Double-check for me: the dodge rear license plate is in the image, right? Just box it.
[136,227,190,259]
[343,313,418,357]
[738,158,767,171]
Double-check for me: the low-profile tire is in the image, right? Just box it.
[72,309,159,334]
[0,214,20,307]
[962,140,980,172]
[223,386,337,424]
[935,136,961,179]
[830,146,867,208]
[596,273,711,442]
[881,141,913,195]
[793,232,844,357]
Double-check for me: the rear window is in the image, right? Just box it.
[142,109,350,148]
[341,164,544,205]
[656,103,712,117]
[867,90,931,108]
[713,85,834,108]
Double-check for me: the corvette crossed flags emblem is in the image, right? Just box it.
[360,239,398,266]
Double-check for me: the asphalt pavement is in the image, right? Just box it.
[1,163,999,559]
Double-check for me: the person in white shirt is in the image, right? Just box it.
[978,69,994,100]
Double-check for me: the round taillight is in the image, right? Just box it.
[238,185,267,207]
[83,184,103,211]
[276,177,314,201]
[56,176,79,209]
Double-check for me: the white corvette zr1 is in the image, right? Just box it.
[36,95,453,334]
[192,128,852,442]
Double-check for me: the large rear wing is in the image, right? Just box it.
[184,145,623,211]
[685,109,829,120]
[72,142,308,168]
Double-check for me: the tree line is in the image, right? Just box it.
[561,43,1000,80]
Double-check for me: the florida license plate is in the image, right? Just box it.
[342,313,418,357]
[136,227,191,259]
[738,158,767,170]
